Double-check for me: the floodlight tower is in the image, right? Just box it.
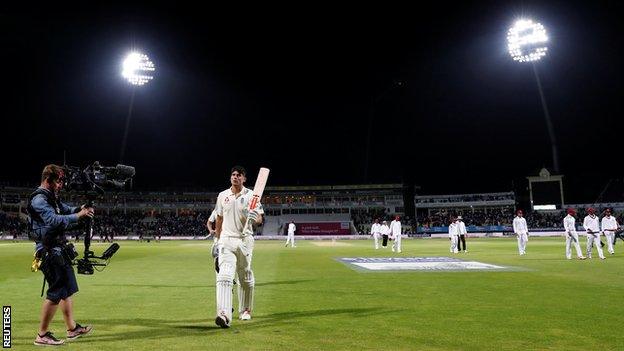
[119,51,155,163]
[507,19,560,173]
[507,19,559,173]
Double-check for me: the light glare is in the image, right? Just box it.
[507,19,548,63]
[122,52,155,86]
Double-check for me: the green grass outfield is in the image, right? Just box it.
[1,237,623,350]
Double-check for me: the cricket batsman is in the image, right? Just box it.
[213,166,264,328]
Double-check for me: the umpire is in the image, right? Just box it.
[28,164,94,346]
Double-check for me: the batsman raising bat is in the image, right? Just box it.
[213,166,269,328]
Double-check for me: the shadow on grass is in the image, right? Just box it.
[40,307,396,343]
[91,279,313,290]
[255,279,313,287]
[92,283,207,289]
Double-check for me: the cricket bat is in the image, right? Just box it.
[242,167,270,236]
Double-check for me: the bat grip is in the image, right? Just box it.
[242,218,253,237]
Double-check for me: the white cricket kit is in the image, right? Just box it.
[448,222,459,253]
[601,215,618,255]
[583,215,604,259]
[390,220,402,253]
[214,186,264,322]
[513,216,528,255]
[208,209,218,242]
[457,221,467,235]
[285,222,297,248]
[563,215,583,259]
[370,222,381,249]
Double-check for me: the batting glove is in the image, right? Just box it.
[211,242,220,258]
[248,210,260,223]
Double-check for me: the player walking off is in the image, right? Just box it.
[601,209,619,255]
[583,208,605,260]
[285,220,296,248]
[563,208,586,260]
[380,220,390,248]
[457,216,468,253]
[213,166,264,328]
[390,216,402,253]
[370,218,381,249]
[448,217,459,254]
[513,210,529,255]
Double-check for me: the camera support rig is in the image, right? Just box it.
[76,195,120,274]
[63,162,134,274]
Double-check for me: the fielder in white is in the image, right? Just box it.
[512,210,528,255]
[390,216,402,253]
[583,207,605,260]
[448,217,459,254]
[214,166,263,328]
[370,218,381,249]
[285,220,296,248]
[601,209,619,255]
[563,208,585,260]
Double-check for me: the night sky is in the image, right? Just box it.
[2,2,623,201]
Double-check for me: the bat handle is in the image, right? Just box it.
[242,218,253,237]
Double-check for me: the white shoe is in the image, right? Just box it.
[566,257,572,260]
[239,310,251,321]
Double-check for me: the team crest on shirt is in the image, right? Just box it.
[224,197,230,204]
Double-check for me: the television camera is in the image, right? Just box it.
[63,161,135,274]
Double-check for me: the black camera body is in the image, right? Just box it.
[63,161,135,196]
[63,161,134,274]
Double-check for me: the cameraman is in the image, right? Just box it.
[28,164,94,346]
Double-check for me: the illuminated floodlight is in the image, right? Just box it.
[507,19,548,62]
[122,52,155,86]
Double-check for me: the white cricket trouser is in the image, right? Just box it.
[565,231,583,259]
[604,231,615,254]
[392,235,402,253]
[372,233,380,249]
[517,233,528,254]
[216,235,255,322]
[285,232,296,247]
[450,236,458,253]
[586,233,605,259]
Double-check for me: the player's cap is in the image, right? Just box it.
[605,208,611,214]
[395,215,400,220]
[587,207,595,214]
[516,209,523,215]
[457,216,462,220]
[567,208,576,215]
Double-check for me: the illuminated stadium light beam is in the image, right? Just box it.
[507,18,559,173]
[507,19,548,63]
[119,51,155,162]
[122,52,155,86]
